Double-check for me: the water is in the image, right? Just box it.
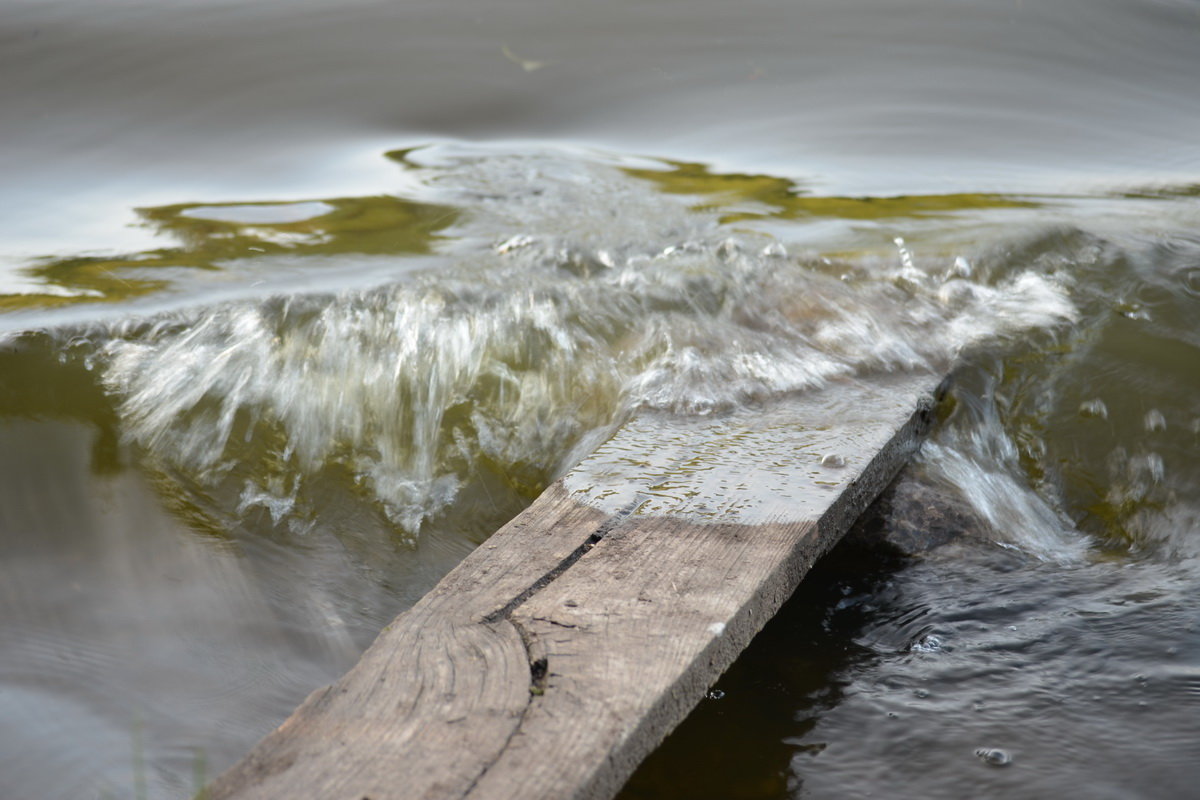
[2,1,1199,797]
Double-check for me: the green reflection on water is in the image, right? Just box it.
[623,159,1037,224]
[1119,183,1200,200]
[2,194,458,311]
[0,332,121,474]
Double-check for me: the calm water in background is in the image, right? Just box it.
[2,1,1199,797]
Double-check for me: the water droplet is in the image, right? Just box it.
[893,236,915,271]
[1142,452,1165,483]
[761,241,787,258]
[706,689,726,700]
[975,748,1013,767]
[1080,399,1108,419]
[952,256,973,278]
[495,234,537,253]
[1144,409,1166,432]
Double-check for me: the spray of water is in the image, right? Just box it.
[75,148,1082,541]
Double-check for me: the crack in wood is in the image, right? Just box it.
[205,374,944,800]
[460,614,543,797]
[464,393,938,795]
[481,495,647,626]
[464,497,657,794]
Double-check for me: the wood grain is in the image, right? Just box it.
[207,373,940,800]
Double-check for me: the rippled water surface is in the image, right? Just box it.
[2,1,1199,797]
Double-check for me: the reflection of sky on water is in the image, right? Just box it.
[4,0,1200,263]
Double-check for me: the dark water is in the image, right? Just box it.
[2,1,1199,798]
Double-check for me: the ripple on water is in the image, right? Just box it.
[1181,267,1200,297]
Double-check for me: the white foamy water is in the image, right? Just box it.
[74,148,1084,539]
[918,436,1090,563]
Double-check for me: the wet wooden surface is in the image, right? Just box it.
[207,373,940,800]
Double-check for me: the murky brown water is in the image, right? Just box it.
[2,1,1199,797]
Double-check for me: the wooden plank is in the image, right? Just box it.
[206,372,939,800]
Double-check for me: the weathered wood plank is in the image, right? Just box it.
[207,487,611,800]
[207,373,939,800]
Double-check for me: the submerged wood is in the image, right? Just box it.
[207,373,940,800]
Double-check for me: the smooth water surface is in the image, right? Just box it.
[2,1,1199,797]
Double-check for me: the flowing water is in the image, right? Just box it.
[2,1,1200,798]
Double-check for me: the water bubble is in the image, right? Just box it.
[952,255,973,278]
[1144,409,1166,432]
[761,241,788,259]
[1181,267,1200,297]
[910,634,943,653]
[820,453,846,468]
[495,234,536,254]
[975,748,1013,767]
[913,688,931,699]
[1080,399,1109,419]
[706,689,726,700]
[716,238,741,261]
[1119,303,1152,321]
[937,279,983,310]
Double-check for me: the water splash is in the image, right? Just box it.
[52,147,1081,539]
